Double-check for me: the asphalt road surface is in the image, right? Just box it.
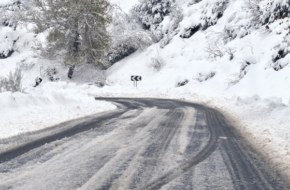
[0,98,289,190]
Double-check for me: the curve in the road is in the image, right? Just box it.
[0,98,288,190]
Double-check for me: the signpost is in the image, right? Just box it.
[131,75,142,87]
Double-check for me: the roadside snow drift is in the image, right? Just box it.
[0,82,116,139]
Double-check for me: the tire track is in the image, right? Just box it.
[212,110,284,190]
[128,109,184,189]
[0,110,128,165]
[141,109,219,190]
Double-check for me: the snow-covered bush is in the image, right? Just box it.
[270,41,290,71]
[227,62,250,87]
[0,68,24,93]
[168,4,183,31]
[204,43,224,60]
[132,0,182,41]
[203,27,237,61]
[34,77,42,87]
[109,30,154,64]
[133,0,172,30]
[46,67,59,82]
[0,0,23,29]
[159,34,172,48]
[39,66,60,81]
[149,55,165,71]
[261,0,290,25]
[204,41,236,61]
[176,79,189,87]
[159,4,183,48]
[194,71,216,82]
[0,1,32,59]
[17,59,35,70]
[242,0,263,25]
[240,0,290,28]
[108,45,137,64]
[180,0,229,38]
[0,27,19,59]
[108,6,154,64]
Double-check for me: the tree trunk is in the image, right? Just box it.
[68,65,75,79]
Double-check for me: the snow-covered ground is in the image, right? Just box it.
[0,0,290,180]
[0,82,116,139]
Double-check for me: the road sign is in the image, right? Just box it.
[131,75,142,87]
[131,76,142,81]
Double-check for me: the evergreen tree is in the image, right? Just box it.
[27,0,112,69]
[133,0,173,30]
[132,0,183,42]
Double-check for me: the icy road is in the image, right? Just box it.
[0,98,288,190]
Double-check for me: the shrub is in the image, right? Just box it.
[109,30,154,65]
[109,8,154,64]
[194,71,216,82]
[133,0,172,31]
[46,67,59,81]
[270,41,290,71]
[34,77,42,87]
[180,0,229,38]
[132,0,181,41]
[204,42,236,61]
[227,62,249,87]
[177,79,189,87]
[149,56,166,71]
[17,59,35,70]
[0,68,24,93]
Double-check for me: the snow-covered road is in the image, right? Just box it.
[0,98,287,190]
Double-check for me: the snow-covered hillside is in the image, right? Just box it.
[106,0,290,103]
[0,0,290,179]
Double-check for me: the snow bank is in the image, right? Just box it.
[0,82,116,139]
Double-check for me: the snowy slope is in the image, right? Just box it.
[106,0,290,103]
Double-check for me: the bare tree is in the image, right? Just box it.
[204,42,224,60]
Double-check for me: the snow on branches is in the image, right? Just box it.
[180,0,229,38]
[0,0,22,29]
[132,0,182,42]
[108,4,154,64]
[27,0,112,68]
[133,0,172,30]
